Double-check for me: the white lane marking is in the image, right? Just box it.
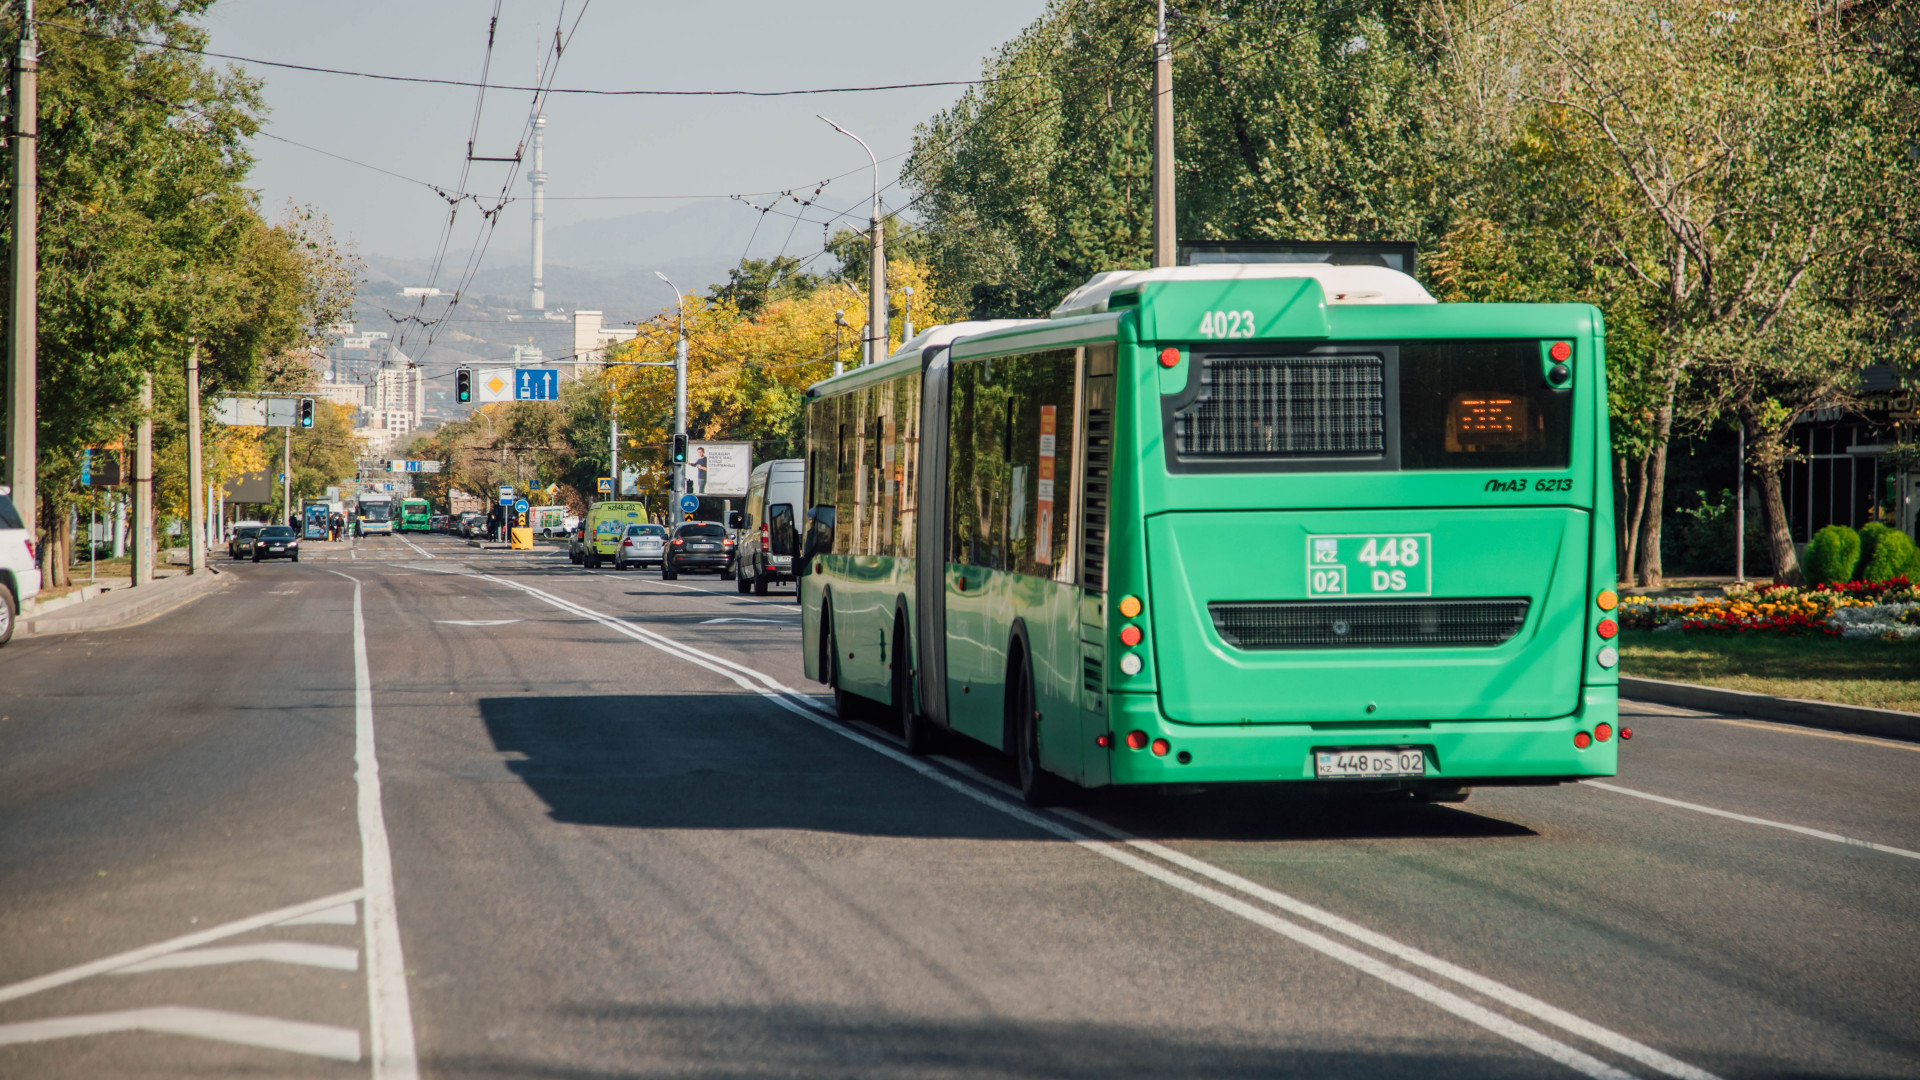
[701,617,791,625]
[1588,781,1920,863]
[434,619,523,626]
[0,1006,361,1061]
[0,889,363,1005]
[277,902,358,927]
[395,535,434,560]
[114,942,360,974]
[1621,707,1920,753]
[330,571,421,1080]
[441,571,1683,1080]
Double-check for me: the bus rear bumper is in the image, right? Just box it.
[1102,686,1619,786]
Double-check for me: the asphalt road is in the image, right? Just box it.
[0,530,1914,1079]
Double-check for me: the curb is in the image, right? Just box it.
[22,569,227,637]
[1620,676,1920,744]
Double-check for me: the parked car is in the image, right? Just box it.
[662,521,735,580]
[613,523,668,570]
[429,514,449,533]
[457,512,484,538]
[734,458,804,595]
[0,485,41,646]
[250,525,300,562]
[228,525,265,560]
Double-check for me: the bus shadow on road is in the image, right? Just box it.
[478,693,1046,839]
[437,1002,1560,1079]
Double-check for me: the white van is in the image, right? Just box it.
[0,485,41,645]
[734,459,803,595]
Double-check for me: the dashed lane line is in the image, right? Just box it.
[1587,781,1920,863]
[0,1006,361,1062]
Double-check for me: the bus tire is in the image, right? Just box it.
[895,612,934,756]
[1012,650,1070,807]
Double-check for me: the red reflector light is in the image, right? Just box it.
[1150,738,1170,757]
[1125,730,1149,751]
[1549,341,1571,362]
[1573,731,1592,750]
[1595,722,1613,742]
[1159,347,1181,368]
[1119,624,1142,646]
[1620,727,1633,740]
[1596,619,1618,639]
[1096,733,1112,748]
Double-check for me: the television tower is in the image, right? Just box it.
[528,111,547,311]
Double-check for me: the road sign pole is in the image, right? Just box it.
[186,340,205,574]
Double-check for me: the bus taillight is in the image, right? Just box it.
[1596,589,1617,610]
[1573,731,1592,750]
[1596,619,1617,639]
[1119,625,1142,646]
[1150,739,1170,757]
[1125,730,1149,750]
[1594,722,1613,742]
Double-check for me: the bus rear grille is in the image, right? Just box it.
[1174,355,1385,456]
[1209,599,1530,649]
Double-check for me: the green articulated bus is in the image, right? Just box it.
[399,498,431,532]
[798,262,1621,806]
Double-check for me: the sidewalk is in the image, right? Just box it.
[20,565,227,637]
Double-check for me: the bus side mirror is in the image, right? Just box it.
[728,511,744,529]
[797,507,834,576]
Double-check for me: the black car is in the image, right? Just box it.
[251,525,301,562]
[661,522,735,580]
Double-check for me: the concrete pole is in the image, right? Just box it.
[5,7,37,537]
[1151,0,1176,268]
[609,409,619,499]
[186,341,205,573]
[112,493,125,558]
[528,113,547,310]
[674,332,688,496]
[281,424,291,529]
[1735,424,1745,583]
[134,372,153,585]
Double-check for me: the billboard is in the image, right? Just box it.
[686,441,751,497]
[221,469,273,503]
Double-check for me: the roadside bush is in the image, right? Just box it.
[1668,489,1769,576]
[1856,522,1894,580]
[1804,525,1861,585]
[1861,531,1919,583]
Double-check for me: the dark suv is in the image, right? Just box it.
[251,525,300,562]
[662,522,735,581]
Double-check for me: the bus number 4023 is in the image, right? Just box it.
[1197,310,1257,339]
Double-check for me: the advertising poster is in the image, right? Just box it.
[1036,406,1056,565]
[686,441,752,497]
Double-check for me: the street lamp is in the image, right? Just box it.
[818,115,885,367]
[833,309,848,378]
[655,271,691,498]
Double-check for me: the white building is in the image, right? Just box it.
[573,310,636,363]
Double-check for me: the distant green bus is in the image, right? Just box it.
[799,264,1620,805]
[398,498,431,532]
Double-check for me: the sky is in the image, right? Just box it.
[202,0,1048,279]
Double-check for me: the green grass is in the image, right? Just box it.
[1620,629,1920,714]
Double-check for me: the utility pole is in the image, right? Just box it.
[134,372,153,585]
[819,116,885,365]
[609,408,619,498]
[185,341,205,573]
[5,2,37,539]
[281,424,291,529]
[1735,425,1746,583]
[1151,0,1176,268]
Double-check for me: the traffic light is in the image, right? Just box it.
[299,398,315,428]
[456,367,472,403]
[671,433,688,464]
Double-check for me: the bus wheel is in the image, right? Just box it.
[1012,654,1070,807]
[896,615,934,756]
[1414,785,1471,804]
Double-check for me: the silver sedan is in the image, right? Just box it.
[612,523,667,569]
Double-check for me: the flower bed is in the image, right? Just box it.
[1618,577,1920,641]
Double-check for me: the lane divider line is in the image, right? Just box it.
[329,571,421,1080]
[113,942,361,975]
[0,1006,361,1062]
[0,889,364,1005]
[1588,781,1920,863]
[394,535,434,560]
[444,569,1703,1080]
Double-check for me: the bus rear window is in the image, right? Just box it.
[1400,341,1569,470]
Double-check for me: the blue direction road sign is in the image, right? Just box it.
[513,498,530,514]
[679,493,699,514]
[515,368,559,401]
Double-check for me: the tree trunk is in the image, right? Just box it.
[1624,451,1650,584]
[1614,455,1633,580]
[1747,418,1803,584]
[1635,415,1675,587]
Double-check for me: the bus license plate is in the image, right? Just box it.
[1315,749,1426,779]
